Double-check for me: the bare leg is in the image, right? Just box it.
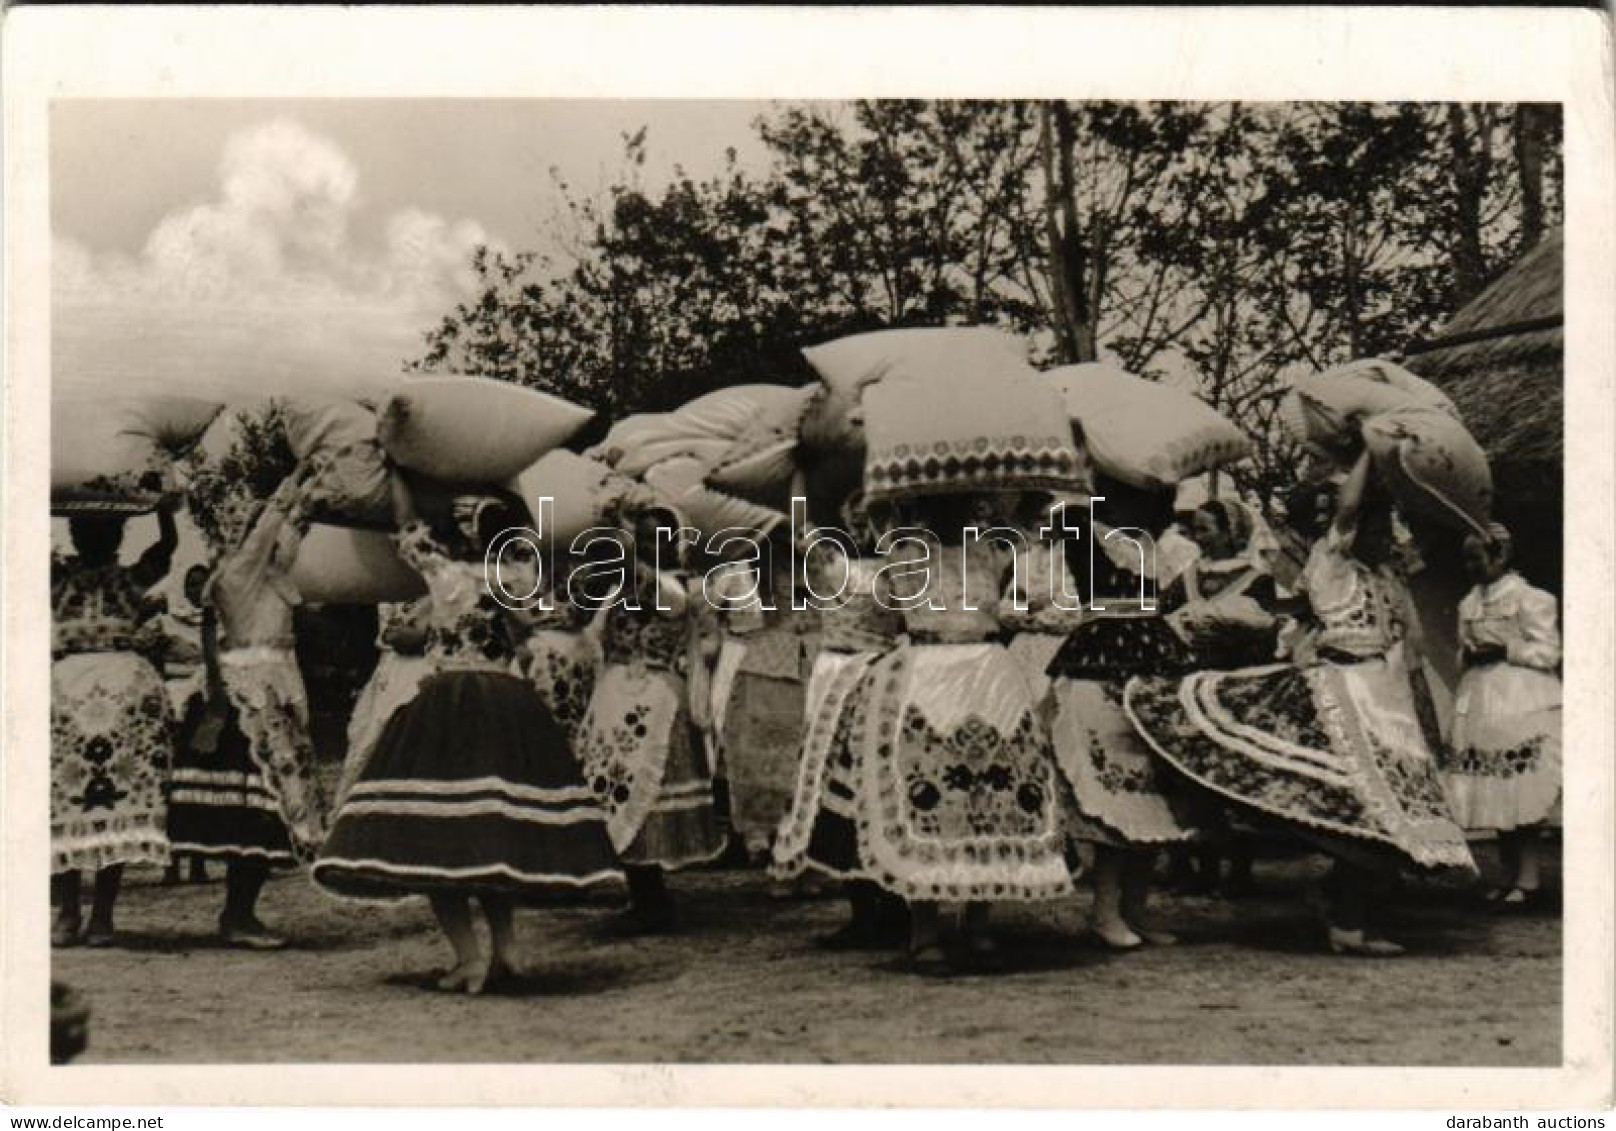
[85,866,123,944]
[1089,846,1141,950]
[1121,849,1176,945]
[428,893,486,993]
[480,895,520,983]
[52,872,83,946]
[1498,830,1544,907]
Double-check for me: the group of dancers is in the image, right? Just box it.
[51,439,1562,987]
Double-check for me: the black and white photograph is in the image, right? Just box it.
[3,5,1612,1117]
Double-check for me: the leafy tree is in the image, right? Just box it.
[413,99,1562,520]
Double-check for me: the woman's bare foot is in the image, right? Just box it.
[1134,926,1179,946]
[1088,918,1143,951]
[435,960,485,993]
[218,916,290,951]
[1326,926,1405,957]
[51,917,83,948]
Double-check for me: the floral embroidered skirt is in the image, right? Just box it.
[1041,616,1203,847]
[314,669,622,901]
[1049,679,1205,846]
[577,664,724,870]
[848,642,1072,902]
[1442,663,1562,831]
[219,651,330,864]
[1123,655,1476,877]
[51,651,172,872]
[771,650,881,881]
[167,690,295,863]
[520,629,599,744]
[720,670,808,855]
[335,652,436,809]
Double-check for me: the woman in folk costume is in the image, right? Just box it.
[333,597,434,809]
[1442,523,1561,909]
[314,472,621,994]
[51,500,179,947]
[1165,499,1282,670]
[1042,478,1202,950]
[771,494,910,948]
[856,491,1072,972]
[206,465,330,869]
[575,492,725,933]
[713,523,820,862]
[165,576,302,947]
[1159,498,1285,898]
[1124,450,1476,956]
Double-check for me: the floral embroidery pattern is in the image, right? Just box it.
[524,632,598,740]
[221,657,329,862]
[1448,739,1548,779]
[849,646,1073,902]
[894,709,1052,839]
[1124,661,1473,873]
[51,654,172,872]
[394,523,521,666]
[577,667,682,852]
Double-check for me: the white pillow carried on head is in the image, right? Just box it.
[703,384,815,506]
[1046,362,1250,491]
[643,456,786,541]
[52,395,222,501]
[1279,358,1460,450]
[379,376,594,482]
[512,449,629,549]
[290,525,427,605]
[1362,406,1493,537]
[799,325,1035,483]
[593,385,809,480]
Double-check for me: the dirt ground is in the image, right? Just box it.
[54,844,1558,1067]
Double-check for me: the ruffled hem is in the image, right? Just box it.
[52,830,170,873]
[619,799,726,871]
[311,860,624,905]
[1122,669,1475,877]
[167,841,295,864]
[1444,770,1562,832]
[1049,678,1201,845]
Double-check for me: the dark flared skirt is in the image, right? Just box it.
[166,692,295,863]
[313,670,623,902]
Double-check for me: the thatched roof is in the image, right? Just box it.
[1401,229,1563,488]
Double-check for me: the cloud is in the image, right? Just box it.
[54,118,498,402]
